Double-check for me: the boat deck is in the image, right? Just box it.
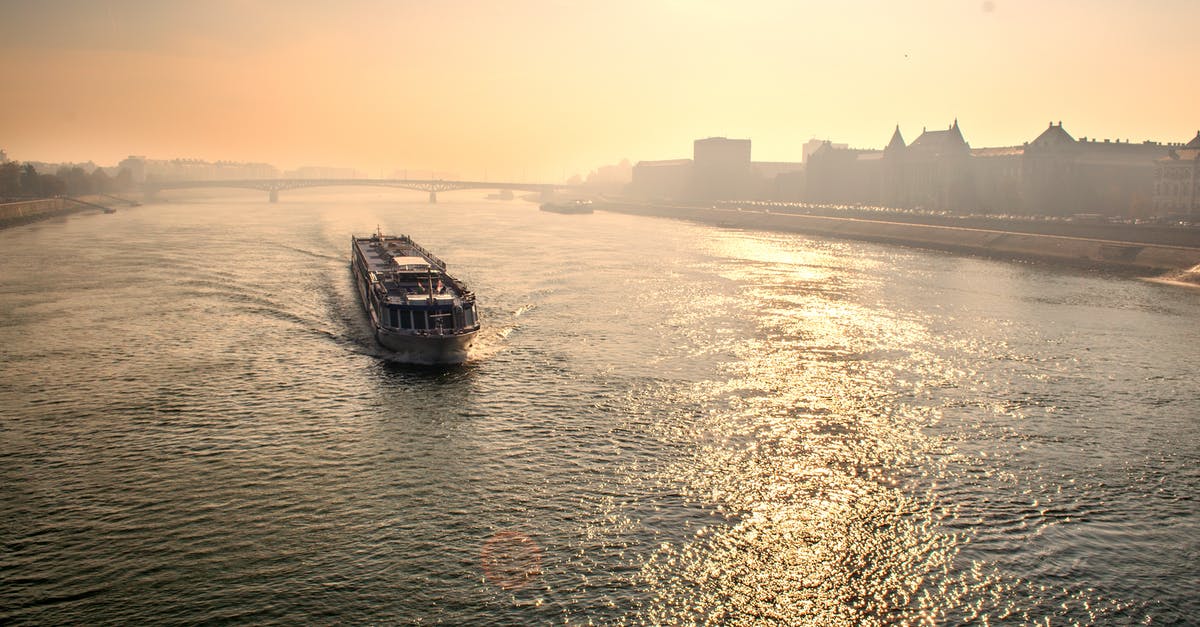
[353,235,471,306]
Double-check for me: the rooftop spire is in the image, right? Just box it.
[948,119,965,143]
[886,125,906,151]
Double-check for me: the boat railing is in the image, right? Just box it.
[395,235,448,271]
[413,324,480,337]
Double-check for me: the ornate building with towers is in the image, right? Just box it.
[807,120,1181,217]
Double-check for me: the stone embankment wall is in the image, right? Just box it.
[0,197,106,228]
[604,203,1200,274]
[0,198,68,224]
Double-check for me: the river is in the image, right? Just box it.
[2,190,1197,624]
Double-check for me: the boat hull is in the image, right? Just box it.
[540,201,593,214]
[374,326,477,365]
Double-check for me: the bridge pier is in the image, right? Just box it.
[269,189,279,203]
[429,191,438,204]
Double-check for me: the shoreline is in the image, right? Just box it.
[0,196,120,228]
[597,201,1200,281]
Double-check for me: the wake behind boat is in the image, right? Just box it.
[351,231,480,364]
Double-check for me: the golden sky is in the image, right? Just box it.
[2,0,1197,181]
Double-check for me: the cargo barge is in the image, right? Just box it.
[351,232,480,364]
[539,200,594,214]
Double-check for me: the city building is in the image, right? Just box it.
[631,142,804,202]
[119,156,147,184]
[807,121,1180,217]
[751,161,806,200]
[1153,131,1200,216]
[895,120,974,211]
[802,138,847,163]
[692,137,752,201]
[118,156,278,183]
[583,159,633,195]
[1020,123,1167,216]
[631,159,692,200]
[969,145,1024,214]
[805,141,881,205]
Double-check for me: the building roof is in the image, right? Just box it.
[810,140,837,157]
[1028,122,1076,149]
[972,146,1024,158]
[1185,131,1200,150]
[694,137,750,146]
[1074,141,1169,166]
[908,120,969,155]
[635,159,692,168]
[1158,148,1200,163]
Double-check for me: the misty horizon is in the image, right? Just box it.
[3,1,1198,183]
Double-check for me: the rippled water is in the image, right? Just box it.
[2,190,1197,624]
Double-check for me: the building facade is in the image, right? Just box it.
[751,161,806,200]
[692,137,753,201]
[632,138,803,202]
[805,121,1180,217]
[805,141,881,205]
[893,120,974,211]
[1153,132,1200,216]
[1022,123,1166,216]
[631,159,692,200]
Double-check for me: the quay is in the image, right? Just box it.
[599,201,1200,279]
[0,195,132,228]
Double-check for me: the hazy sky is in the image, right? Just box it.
[2,0,1198,180]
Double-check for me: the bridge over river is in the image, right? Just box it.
[144,178,568,203]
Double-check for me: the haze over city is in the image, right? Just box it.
[3,0,1199,181]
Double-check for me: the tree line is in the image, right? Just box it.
[0,162,134,201]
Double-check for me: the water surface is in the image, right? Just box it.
[2,190,1197,624]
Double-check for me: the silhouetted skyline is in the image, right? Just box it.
[2,1,1198,181]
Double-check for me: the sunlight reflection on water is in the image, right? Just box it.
[1,194,1197,624]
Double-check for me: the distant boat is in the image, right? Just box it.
[486,190,515,200]
[351,231,480,365]
[540,200,594,214]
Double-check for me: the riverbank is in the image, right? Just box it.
[0,196,119,228]
[598,201,1200,279]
